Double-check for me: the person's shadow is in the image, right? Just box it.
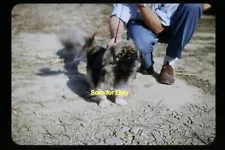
[36,48,98,104]
[136,56,161,83]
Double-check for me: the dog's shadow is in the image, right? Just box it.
[37,48,161,104]
[37,48,97,104]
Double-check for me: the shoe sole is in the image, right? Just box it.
[137,70,154,75]
[159,80,175,85]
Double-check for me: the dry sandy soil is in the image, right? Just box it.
[11,4,215,145]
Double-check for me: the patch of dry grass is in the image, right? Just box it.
[101,5,113,15]
[12,4,114,40]
[12,4,53,36]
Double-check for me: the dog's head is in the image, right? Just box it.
[103,40,140,66]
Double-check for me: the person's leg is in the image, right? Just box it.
[159,4,203,85]
[126,20,159,74]
[166,4,203,60]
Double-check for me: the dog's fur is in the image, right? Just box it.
[59,28,141,107]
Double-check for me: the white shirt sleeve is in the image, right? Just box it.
[111,4,132,25]
[154,4,179,27]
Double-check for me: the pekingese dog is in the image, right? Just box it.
[59,27,141,107]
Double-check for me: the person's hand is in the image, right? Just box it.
[106,37,122,48]
[137,3,144,7]
[137,4,149,7]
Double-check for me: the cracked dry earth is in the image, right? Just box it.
[11,4,215,145]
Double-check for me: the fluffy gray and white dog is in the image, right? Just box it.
[59,27,141,107]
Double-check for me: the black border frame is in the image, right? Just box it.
[7,0,223,149]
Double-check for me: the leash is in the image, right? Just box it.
[114,5,124,43]
[110,4,124,64]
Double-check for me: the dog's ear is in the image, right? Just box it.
[102,45,116,65]
[85,32,97,48]
[108,45,117,64]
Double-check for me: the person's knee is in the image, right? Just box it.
[133,32,157,54]
[135,39,155,54]
[127,23,158,54]
[182,4,202,13]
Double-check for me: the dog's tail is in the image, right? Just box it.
[59,27,97,61]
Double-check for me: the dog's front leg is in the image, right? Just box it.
[95,82,110,108]
[115,95,128,106]
[128,73,137,93]
[114,82,129,106]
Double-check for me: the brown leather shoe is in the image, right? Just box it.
[159,62,175,85]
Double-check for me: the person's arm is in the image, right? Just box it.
[137,4,164,34]
[107,4,131,47]
[137,4,179,34]
[109,16,124,42]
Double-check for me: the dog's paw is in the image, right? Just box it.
[115,98,128,106]
[99,100,110,108]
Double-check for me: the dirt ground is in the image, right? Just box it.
[11,4,215,145]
